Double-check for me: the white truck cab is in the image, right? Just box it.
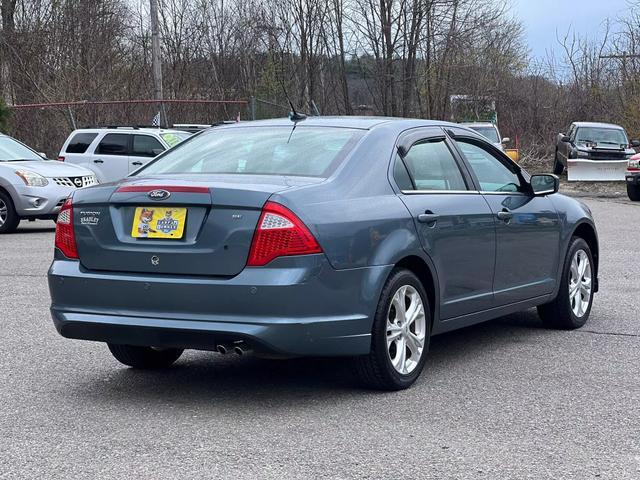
[58,127,192,183]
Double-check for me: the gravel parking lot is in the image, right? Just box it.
[1,197,639,479]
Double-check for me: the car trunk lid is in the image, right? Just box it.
[72,175,318,276]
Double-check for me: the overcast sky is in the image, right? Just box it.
[512,0,629,60]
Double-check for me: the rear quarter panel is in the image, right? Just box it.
[272,125,424,271]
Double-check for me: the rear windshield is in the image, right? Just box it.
[469,126,500,143]
[575,127,628,146]
[139,126,364,178]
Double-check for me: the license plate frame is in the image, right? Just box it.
[131,206,187,239]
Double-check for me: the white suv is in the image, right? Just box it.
[58,127,192,183]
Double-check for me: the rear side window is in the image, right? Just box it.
[132,135,164,157]
[400,139,467,191]
[65,133,98,154]
[393,157,414,190]
[140,126,364,178]
[96,134,130,155]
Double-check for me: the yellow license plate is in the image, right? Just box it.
[131,207,187,239]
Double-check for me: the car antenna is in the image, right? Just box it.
[310,100,321,116]
[277,76,306,143]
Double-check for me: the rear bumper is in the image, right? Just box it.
[48,256,392,356]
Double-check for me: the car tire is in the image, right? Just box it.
[107,344,184,369]
[553,152,564,175]
[627,183,640,201]
[537,237,594,329]
[0,190,20,234]
[355,268,431,391]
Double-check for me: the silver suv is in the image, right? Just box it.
[59,127,192,183]
[0,133,97,233]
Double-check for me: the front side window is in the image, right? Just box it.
[399,139,467,191]
[456,140,523,193]
[96,134,130,156]
[132,135,164,157]
[140,126,364,178]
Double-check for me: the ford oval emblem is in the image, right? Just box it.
[148,189,170,201]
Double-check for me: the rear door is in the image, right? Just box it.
[393,127,496,319]
[451,132,561,304]
[129,134,165,173]
[92,133,131,182]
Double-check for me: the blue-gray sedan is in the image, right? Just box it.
[48,117,599,390]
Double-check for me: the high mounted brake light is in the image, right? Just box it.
[115,185,209,193]
[55,197,79,259]
[247,201,322,266]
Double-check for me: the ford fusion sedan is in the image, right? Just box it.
[48,117,599,390]
[0,133,97,233]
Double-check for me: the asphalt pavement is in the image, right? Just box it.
[1,197,639,479]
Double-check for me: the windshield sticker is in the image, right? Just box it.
[162,133,181,147]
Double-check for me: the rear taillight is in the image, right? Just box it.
[57,156,65,162]
[247,201,322,266]
[55,198,79,259]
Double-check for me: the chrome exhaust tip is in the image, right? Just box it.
[233,342,251,356]
[216,344,229,355]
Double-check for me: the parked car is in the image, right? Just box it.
[0,133,97,233]
[554,122,638,181]
[462,121,520,162]
[461,122,508,150]
[58,127,192,183]
[625,153,640,200]
[48,117,599,390]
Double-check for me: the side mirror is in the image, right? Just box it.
[561,136,571,143]
[151,148,164,156]
[531,174,559,196]
[501,137,511,144]
[38,152,47,158]
[631,140,640,148]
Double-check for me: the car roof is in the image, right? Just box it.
[70,127,186,134]
[572,122,625,130]
[459,122,497,128]
[211,116,469,135]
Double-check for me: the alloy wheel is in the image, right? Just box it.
[569,249,592,318]
[0,198,7,227]
[386,285,426,375]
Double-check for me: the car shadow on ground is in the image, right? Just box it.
[67,309,550,407]
[14,225,56,234]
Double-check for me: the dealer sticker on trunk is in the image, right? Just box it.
[131,207,187,239]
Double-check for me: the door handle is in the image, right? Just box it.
[497,209,512,223]
[417,210,439,225]
[93,159,104,164]
[131,161,143,166]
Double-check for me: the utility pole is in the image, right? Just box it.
[150,0,167,126]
